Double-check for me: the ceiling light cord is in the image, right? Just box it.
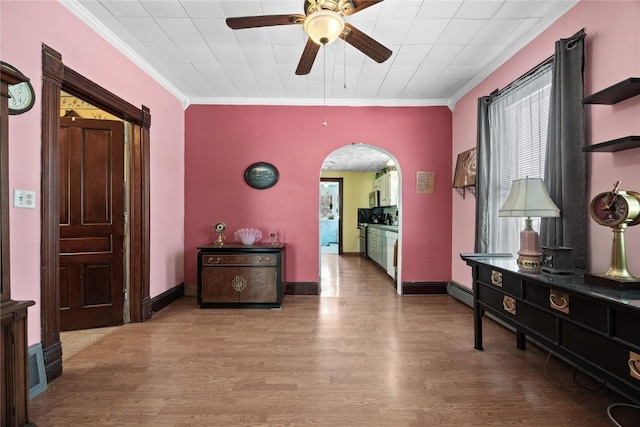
[322,41,328,127]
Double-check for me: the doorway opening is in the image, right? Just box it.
[320,178,342,255]
[319,144,402,295]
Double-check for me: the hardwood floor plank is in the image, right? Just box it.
[30,255,639,426]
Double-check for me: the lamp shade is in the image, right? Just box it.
[499,177,560,218]
[303,10,345,45]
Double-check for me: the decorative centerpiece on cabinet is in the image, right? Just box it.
[197,243,286,308]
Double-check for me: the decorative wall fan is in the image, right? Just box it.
[226,0,392,75]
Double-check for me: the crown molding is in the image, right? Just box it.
[187,96,449,108]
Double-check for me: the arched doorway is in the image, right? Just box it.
[319,144,402,295]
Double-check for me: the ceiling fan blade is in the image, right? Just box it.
[296,38,321,75]
[340,23,392,63]
[342,0,383,16]
[226,14,305,30]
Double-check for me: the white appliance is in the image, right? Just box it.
[386,232,397,278]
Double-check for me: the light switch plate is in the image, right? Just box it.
[14,189,36,208]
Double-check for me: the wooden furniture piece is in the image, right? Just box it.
[1,64,36,426]
[197,243,286,308]
[462,254,640,405]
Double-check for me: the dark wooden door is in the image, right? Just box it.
[58,117,125,331]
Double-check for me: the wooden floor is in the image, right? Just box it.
[31,254,639,426]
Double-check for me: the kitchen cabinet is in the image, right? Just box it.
[385,231,397,278]
[462,254,640,405]
[197,243,286,308]
[376,171,398,207]
[367,227,381,265]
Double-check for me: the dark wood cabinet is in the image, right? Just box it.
[197,243,286,308]
[462,254,640,405]
[1,63,36,426]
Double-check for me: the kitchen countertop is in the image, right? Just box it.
[366,224,399,232]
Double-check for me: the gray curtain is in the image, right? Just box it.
[540,29,587,270]
[474,96,492,252]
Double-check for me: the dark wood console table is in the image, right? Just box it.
[197,243,285,308]
[461,254,640,404]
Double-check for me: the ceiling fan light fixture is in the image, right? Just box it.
[304,10,345,45]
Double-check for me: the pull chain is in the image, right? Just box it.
[322,42,327,127]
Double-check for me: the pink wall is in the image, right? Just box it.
[184,105,452,286]
[451,0,640,288]
[1,1,185,344]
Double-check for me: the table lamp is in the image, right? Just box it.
[499,177,560,272]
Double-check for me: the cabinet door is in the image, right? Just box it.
[201,267,240,302]
[239,267,278,302]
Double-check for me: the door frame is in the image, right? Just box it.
[320,178,343,255]
[40,44,151,382]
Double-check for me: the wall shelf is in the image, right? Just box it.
[582,77,640,104]
[582,136,640,152]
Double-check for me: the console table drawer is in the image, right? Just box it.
[614,309,640,348]
[201,254,277,266]
[524,281,608,334]
[477,267,522,298]
[562,322,640,391]
[479,284,556,342]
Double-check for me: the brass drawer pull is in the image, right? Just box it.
[502,296,516,315]
[549,290,569,314]
[206,256,222,264]
[630,352,640,380]
[257,257,271,264]
[231,275,247,292]
[491,270,503,287]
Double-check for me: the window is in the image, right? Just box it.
[486,64,553,254]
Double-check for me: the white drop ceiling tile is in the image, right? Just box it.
[344,18,376,35]
[384,64,420,83]
[77,1,112,17]
[210,44,249,64]
[502,17,541,44]
[182,1,226,18]
[359,60,393,80]
[273,45,304,65]
[156,18,204,44]
[423,44,464,64]
[193,60,228,79]
[454,1,504,19]
[393,44,432,65]
[99,0,150,17]
[453,44,504,65]
[268,26,306,45]
[220,0,264,18]
[194,18,237,44]
[348,3,381,19]
[430,78,466,98]
[248,62,280,79]
[257,79,285,96]
[261,0,304,15]
[142,41,189,62]
[494,1,544,19]
[210,79,239,97]
[92,15,139,42]
[403,19,450,44]
[437,19,487,44]
[417,1,462,18]
[376,1,423,18]
[140,1,188,18]
[176,43,213,63]
[471,19,523,44]
[530,0,573,18]
[233,27,274,45]
[373,19,412,45]
[412,62,448,80]
[118,17,171,42]
[440,63,477,80]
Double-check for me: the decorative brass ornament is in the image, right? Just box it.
[587,182,640,288]
[213,221,227,246]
